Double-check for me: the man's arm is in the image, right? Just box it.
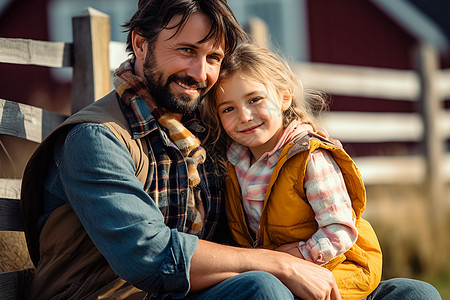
[58,123,198,298]
[190,239,341,300]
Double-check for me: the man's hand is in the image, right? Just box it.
[276,254,341,300]
[190,240,341,299]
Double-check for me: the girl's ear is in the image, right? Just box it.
[280,88,293,111]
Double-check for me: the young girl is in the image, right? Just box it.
[202,43,382,299]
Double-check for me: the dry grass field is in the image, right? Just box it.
[365,184,450,298]
[0,231,34,272]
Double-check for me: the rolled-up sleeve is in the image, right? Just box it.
[57,123,197,298]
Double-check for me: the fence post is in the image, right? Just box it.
[415,42,446,271]
[71,7,111,114]
[245,17,270,48]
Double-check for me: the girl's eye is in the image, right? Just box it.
[222,107,234,113]
[249,97,262,104]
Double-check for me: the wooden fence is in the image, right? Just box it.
[0,9,449,275]
[0,7,121,298]
[2,11,448,197]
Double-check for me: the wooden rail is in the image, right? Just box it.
[0,7,113,298]
[246,18,450,190]
[1,16,448,195]
[0,7,111,114]
[292,61,450,185]
[2,36,449,187]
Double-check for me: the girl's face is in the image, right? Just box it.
[216,73,291,161]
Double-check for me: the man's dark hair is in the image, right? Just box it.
[123,0,247,58]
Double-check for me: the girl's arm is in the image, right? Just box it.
[277,149,358,265]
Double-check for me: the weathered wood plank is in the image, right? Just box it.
[294,62,450,101]
[437,69,450,99]
[320,111,450,142]
[293,62,420,100]
[71,7,111,113]
[415,43,446,270]
[109,41,129,71]
[0,179,22,231]
[0,99,66,143]
[355,154,450,185]
[355,155,425,185]
[245,17,270,48]
[0,179,21,199]
[0,37,72,68]
[442,111,450,137]
[0,269,34,299]
[0,37,129,71]
[0,197,23,231]
[320,112,423,142]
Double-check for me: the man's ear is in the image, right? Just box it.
[132,29,147,61]
[281,88,293,111]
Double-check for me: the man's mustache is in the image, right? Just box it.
[168,74,207,89]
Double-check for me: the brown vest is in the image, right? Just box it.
[21,91,148,299]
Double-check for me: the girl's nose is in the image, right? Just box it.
[239,107,253,122]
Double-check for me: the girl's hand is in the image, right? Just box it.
[275,242,305,259]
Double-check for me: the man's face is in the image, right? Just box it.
[143,12,225,114]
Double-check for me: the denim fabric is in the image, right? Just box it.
[185,271,294,300]
[42,122,198,298]
[365,278,442,300]
[186,274,442,300]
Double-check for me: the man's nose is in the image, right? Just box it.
[187,57,208,83]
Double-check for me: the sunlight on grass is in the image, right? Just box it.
[420,269,450,299]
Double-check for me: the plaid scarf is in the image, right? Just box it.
[113,59,205,235]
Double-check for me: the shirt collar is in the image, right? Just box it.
[118,94,159,139]
[227,141,251,166]
[117,93,207,142]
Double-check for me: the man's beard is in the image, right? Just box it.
[143,51,207,114]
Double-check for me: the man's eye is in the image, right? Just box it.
[208,55,222,62]
[180,48,193,53]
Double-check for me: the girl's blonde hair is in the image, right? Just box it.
[201,43,329,173]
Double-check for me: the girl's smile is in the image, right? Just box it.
[239,123,264,133]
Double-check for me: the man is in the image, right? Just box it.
[21,0,440,299]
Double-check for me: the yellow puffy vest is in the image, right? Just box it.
[225,133,382,300]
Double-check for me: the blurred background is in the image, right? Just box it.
[1,0,449,297]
